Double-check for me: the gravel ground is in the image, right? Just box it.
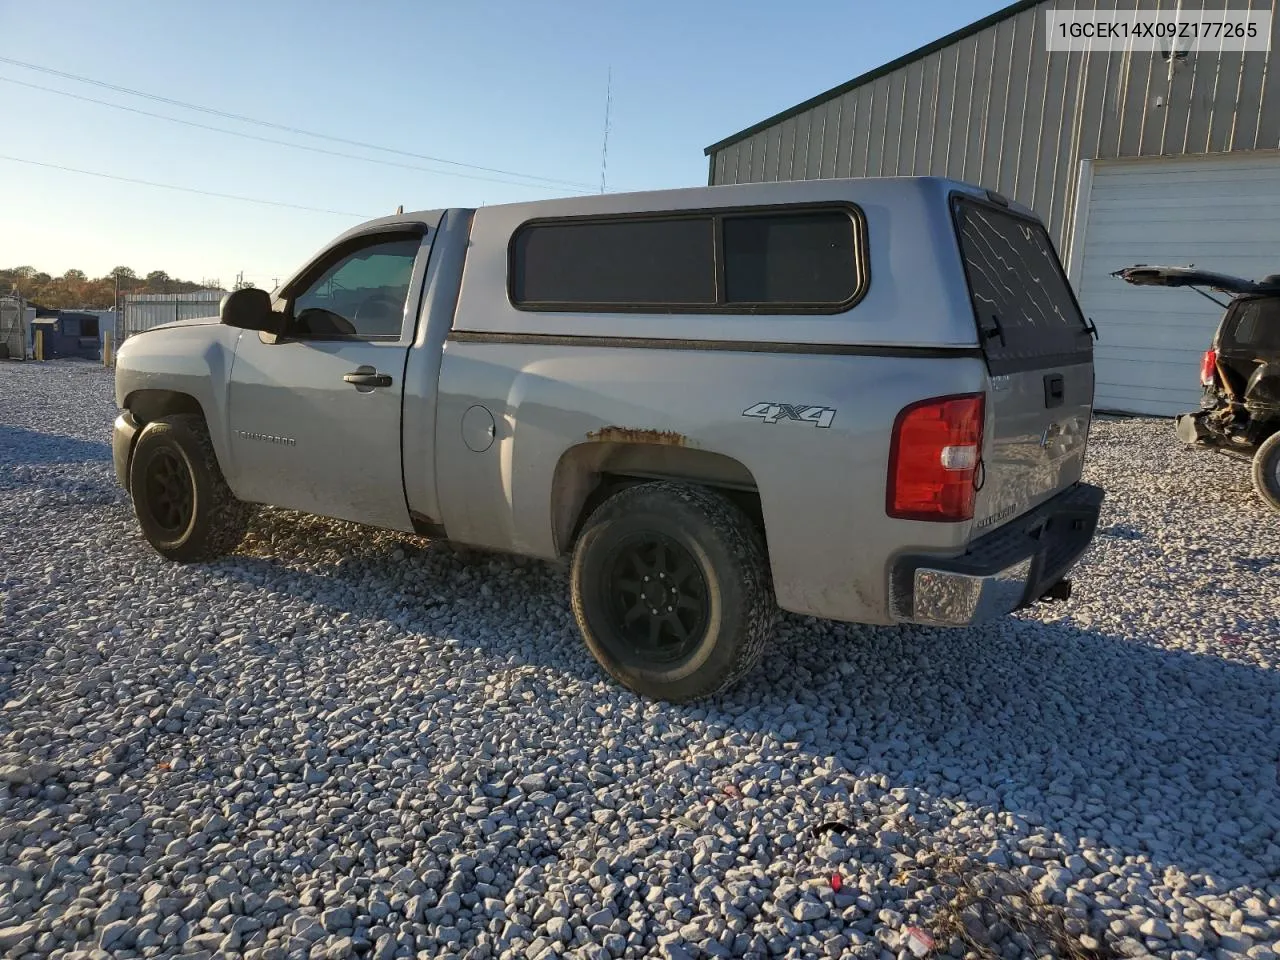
[1,359,1279,960]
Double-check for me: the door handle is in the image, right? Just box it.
[344,371,392,388]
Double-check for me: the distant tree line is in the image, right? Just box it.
[0,266,222,310]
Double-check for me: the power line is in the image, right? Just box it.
[0,56,593,191]
[0,154,372,217]
[0,76,570,193]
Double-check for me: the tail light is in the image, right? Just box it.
[887,393,985,521]
[1200,348,1217,387]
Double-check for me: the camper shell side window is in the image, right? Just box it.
[508,203,869,315]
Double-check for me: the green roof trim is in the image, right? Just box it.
[703,0,1045,156]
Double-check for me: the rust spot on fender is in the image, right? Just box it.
[586,426,689,446]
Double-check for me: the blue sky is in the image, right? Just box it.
[0,0,1005,288]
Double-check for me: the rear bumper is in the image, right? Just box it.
[112,411,140,491]
[890,482,1105,627]
[1175,410,1214,445]
[1174,410,1257,459]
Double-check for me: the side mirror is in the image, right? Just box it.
[219,288,278,332]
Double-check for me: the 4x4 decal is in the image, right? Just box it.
[742,402,837,428]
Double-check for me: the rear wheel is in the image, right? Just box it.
[570,482,775,701]
[1252,431,1280,514]
[129,414,254,561]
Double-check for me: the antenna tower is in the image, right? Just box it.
[599,67,612,194]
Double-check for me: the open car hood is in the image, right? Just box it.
[1112,264,1280,295]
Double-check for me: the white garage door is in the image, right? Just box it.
[1070,151,1280,415]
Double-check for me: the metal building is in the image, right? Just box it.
[119,290,227,341]
[0,296,34,360]
[29,309,105,360]
[705,0,1280,414]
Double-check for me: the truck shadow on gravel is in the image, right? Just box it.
[224,510,1280,895]
[0,425,112,466]
[0,426,120,504]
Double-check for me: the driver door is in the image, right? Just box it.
[226,230,430,531]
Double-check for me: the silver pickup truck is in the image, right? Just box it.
[113,177,1104,700]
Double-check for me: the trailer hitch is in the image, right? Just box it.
[1037,578,1072,603]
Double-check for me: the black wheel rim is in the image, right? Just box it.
[599,532,709,665]
[143,448,194,535]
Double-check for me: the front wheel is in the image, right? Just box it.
[1252,431,1280,514]
[570,482,776,701]
[129,414,254,562]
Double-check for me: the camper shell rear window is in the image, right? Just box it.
[952,196,1092,375]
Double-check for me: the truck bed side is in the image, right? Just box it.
[434,342,989,623]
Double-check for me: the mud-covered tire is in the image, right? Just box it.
[128,414,254,562]
[570,481,776,701]
[1252,431,1280,514]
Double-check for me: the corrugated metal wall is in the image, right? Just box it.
[120,291,227,340]
[709,0,1280,259]
[0,296,28,359]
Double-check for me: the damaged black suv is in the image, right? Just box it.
[1116,265,1280,514]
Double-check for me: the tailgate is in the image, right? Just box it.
[952,196,1095,530]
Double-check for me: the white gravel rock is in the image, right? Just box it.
[2,363,1279,960]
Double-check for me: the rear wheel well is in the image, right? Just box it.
[552,443,767,555]
[125,390,205,425]
[573,475,765,545]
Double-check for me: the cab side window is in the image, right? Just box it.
[290,235,421,339]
